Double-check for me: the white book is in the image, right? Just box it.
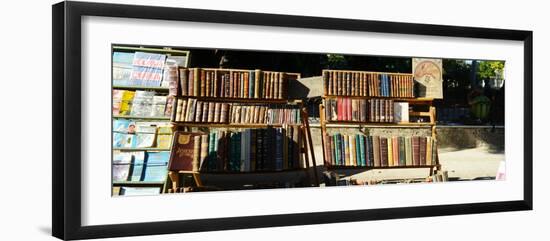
[394,102,409,123]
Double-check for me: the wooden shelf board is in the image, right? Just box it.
[327,165,437,170]
[322,70,413,75]
[322,121,434,127]
[322,95,434,102]
[112,85,170,91]
[178,169,305,175]
[113,115,171,120]
[171,122,302,128]
[112,181,165,186]
[113,147,170,152]
[177,96,291,104]
[409,111,432,117]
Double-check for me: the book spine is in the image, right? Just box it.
[373,136,380,167]
[192,135,201,172]
[191,101,203,122]
[175,99,183,122]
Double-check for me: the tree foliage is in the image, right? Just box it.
[477,60,505,80]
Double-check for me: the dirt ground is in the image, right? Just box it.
[324,146,504,183]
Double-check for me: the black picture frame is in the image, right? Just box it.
[52,1,533,240]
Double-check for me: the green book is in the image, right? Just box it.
[399,136,406,166]
[210,132,217,171]
[357,135,367,166]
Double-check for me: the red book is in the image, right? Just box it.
[168,131,203,171]
[412,136,420,166]
[338,98,344,121]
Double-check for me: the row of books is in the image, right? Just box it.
[168,127,303,173]
[113,119,172,148]
[323,70,415,97]
[173,98,301,125]
[112,151,169,182]
[230,104,301,125]
[173,68,297,99]
[323,133,436,167]
[113,90,173,117]
[324,98,409,123]
[113,51,187,87]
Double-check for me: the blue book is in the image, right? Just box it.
[130,152,146,181]
[143,152,169,182]
[355,135,363,166]
[380,74,386,96]
[386,75,390,96]
[113,133,135,148]
[361,135,367,166]
[112,52,135,65]
[146,151,170,164]
[379,74,385,96]
[113,119,131,132]
[387,75,392,97]
[120,187,161,196]
[382,75,387,96]
[275,129,283,170]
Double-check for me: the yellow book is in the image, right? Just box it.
[119,90,135,116]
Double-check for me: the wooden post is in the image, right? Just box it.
[168,171,179,191]
[301,106,320,187]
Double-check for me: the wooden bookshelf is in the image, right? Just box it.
[319,69,441,178]
[165,69,320,192]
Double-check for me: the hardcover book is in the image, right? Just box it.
[168,131,203,171]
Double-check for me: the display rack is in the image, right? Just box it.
[111,45,190,195]
[319,69,441,178]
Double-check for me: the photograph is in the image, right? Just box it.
[111,45,506,196]
[49,1,533,239]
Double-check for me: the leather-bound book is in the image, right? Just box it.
[168,131,203,171]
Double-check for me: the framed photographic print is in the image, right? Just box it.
[52,1,532,240]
